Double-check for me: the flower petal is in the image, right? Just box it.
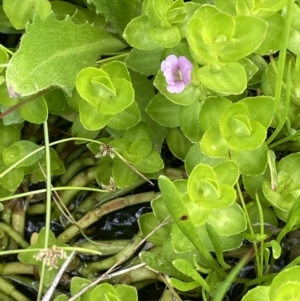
[163,68,176,84]
[178,56,193,70]
[167,82,185,93]
[161,55,178,72]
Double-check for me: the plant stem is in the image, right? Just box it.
[57,191,159,244]
[80,232,145,277]
[0,222,29,249]
[0,276,31,301]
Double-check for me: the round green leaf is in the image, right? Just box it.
[207,203,247,236]
[184,143,224,176]
[269,266,300,301]
[18,96,48,124]
[219,15,267,62]
[166,127,193,160]
[146,93,181,128]
[150,26,181,48]
[213,161,239,186]
[2,140,43,168]
[0,123,20,147]
[241,286,270,301]
[96,78,134,115]
[125,47,164,76]
[197,62,247,94]
[139,212,170,246]
[180,101,202,142]
[200,125,229,158]
[123,15,159,50]
[107,102,141,130]
[255,14,284,55]
[199,96,231,132]
[133,149,164,173]
[231,143,268,176]
[79,98,112,130]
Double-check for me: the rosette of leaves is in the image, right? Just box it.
[54,279,138,301]
[76,61,139,131]
[200,96,275,175]
[186,4,267,94]
[140,172,247,281]
[123,0,187,50]
[262,153,300,220]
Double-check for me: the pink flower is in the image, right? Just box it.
[161,55,193,94]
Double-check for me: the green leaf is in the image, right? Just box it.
[172,259,210,291]
[76,65,134,115]
[0,123,20,147]
[6,13,127,97]
[139,213,170,246]
[207,203,247,236]
[79,98,112,131]
[125,47,164,76]
[107,102,141,130]
[112,161,139,187]
[185,143,224,175]
[31,148,65,183]
[269,266,300,301]
[188,163,236,208]
[18,96,48,124]
[219,15,267,62]
[166,127,193,160]
[123,15,159,50]
[199,96,231,132]
[146,93,181,128]
[0,157,23,191]
[197,62,247,94]
[200,125,229,158]
[3,0,51,29]
[133,149,164,173]
[254,14,284,55]
[240,96,275,129]
[231,143,268,176]
[2,140,43,168]
[140,251,189,281]
[241,286,270,301]
[213,161,239,186]
[115,285,138,301]
[87,0,143,35]
[180,101,202,142]
[150,26,181,48]
[91,283,116,301]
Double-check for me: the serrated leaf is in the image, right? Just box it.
[6,13,127,98]
[88,0,143,35]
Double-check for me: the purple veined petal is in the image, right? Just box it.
[163,68,176,84]
[182,72,191,85]
[167,82,185,93]
[178,56,193,70]
[161,55,179,72]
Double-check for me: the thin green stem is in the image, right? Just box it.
[255,193,264,277]
[236,184,261,276]
[0,88,54,119]
[96,52,129,64]
[267,57,292,145]
[0,186,106,203]
[36,121,52,301]
[272,0,293,124]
